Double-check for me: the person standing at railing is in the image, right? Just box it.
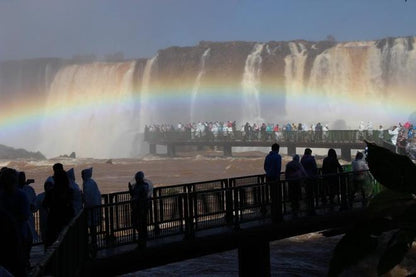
[128,171,150,248]
[351,152,369,207]
[285,155,307,218]
[35,178,54,252]
[82,167,101,252]
[67,168,83,216]
[43,163,74,248]
[301,148,318,216]
[264,143,282,222]
[0,167,30,276]
[17,171,37,268]
[0,207,26,277]
[388,126,399,148]
[322,149,344,209]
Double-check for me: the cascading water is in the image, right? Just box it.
[303,38,416,126]
[1,36,416,158]
[241,43,264,124]
[190,48,210,123]
[39,61,137,158]
[139,55,158,131]
[284,42,307,95]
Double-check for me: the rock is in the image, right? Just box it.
[0,144,46,160]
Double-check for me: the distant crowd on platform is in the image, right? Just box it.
[0,164,102,276]
[383,121,416,158]
[145,120,416,158]
[144,121,336,144]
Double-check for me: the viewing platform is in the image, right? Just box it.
[31,170,382,276]
[145,129,391,161]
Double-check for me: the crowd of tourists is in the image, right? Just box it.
[265,143,371,218]
[384,121,416,158]
[145,120,416,158]
[144,121,343,145]
[0,164,102,276]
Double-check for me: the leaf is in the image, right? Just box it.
[365,141,416,194]
[377,230,416,275]
[398,203,416,232]
[367,188,415,219]
[328,223,378,277]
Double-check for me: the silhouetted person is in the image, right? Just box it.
[264,143,282,221]
[0,168,27,277]
[67,168,83,215]
[43,164,74,248]
[322,149,343,208]
[129,171,150,248]
[82,168,101,251]
[285,155,306,217]
[35,178,54,251]
[301,148,318,215]
[0,208,26,277]
[17,171,37,267]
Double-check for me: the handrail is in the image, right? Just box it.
[145,129,391,144]
[31,209,88,277]
[86,170,376,250]
[29,169,378,276]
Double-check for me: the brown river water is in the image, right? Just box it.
[4,150,415,276]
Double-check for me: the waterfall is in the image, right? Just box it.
[139,55,158,131]
[1,36,416,158]
[190,48,210,122]
[284,42,308,95]
[39,61,136,158]
[380,37,416,90]
[241,43,264,124]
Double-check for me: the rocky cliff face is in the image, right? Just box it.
[0,144,45,160]
[1,37,415,158]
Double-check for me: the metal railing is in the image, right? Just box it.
[85,170,377,250]
[29,169,378,277]
[145,129,390,144]
[31,210,88,277]
[29,168,376,247]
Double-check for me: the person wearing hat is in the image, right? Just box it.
[128,171,150,248]
[82,167,101,254]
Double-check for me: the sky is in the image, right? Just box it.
[0,0,415,61]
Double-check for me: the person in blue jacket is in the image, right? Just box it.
[264,143,282,182]
[264,143,282,221]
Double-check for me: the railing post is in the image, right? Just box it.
[149,143,156,154]
[224,143,232,157]
[178,194,184,233]
[233,187,240,230]
[270,180,283,223]
[108,195,115,246]
[103,195,111,247]
[225,184,234,225]
[184,193,194,239]
[153,190,160,235]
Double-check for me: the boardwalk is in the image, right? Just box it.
[145,129,391,160]
[31,169,380,276]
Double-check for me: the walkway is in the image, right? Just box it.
[145,130,390,160]
[31,170,379,276]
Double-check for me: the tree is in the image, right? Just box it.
[326,35,336,42]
